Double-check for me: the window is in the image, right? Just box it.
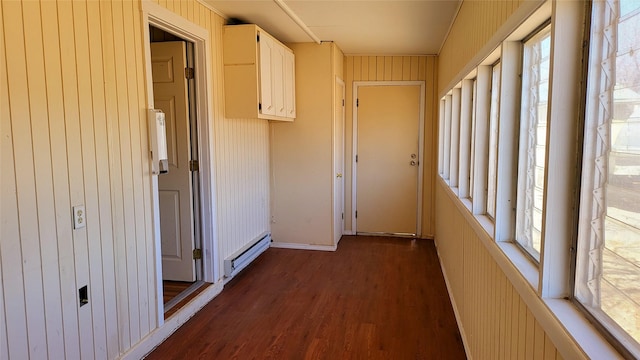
[575,0,640,355]
[514,27,551,260]
[486,63,501,218]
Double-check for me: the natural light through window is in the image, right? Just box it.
[515,28,550,261]
[576,0,640,355]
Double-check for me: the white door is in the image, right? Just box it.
[356,85,421,235]
[151,41,196,282]
[334,79,346,245]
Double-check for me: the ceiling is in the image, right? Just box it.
[204,0,461,55]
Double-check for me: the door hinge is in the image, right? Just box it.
[355,154,358,163]
[355,211,358,219]
[257,34,260,42]
[342,212,344,220]
[356,98,359,107]
[259,103,262,111]
[193,248,202,260]
[189,160,199,172]
[185,67,194,79]
[342,99,345,107]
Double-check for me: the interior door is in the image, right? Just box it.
[356,85,421,235]
[334,79,346,245]
[151,41,196,282]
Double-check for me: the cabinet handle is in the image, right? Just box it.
[280,107,284,112]
[267,105,272,110]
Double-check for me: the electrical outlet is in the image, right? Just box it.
[79,285,88,307]
[73,205,86,229]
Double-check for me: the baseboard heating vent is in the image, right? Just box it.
[224,233,271,279]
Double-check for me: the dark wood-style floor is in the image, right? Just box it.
[163,281,194,304]
[147,235,466,359]
[163,280,211,319]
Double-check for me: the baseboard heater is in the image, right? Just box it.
[224,232,271,279]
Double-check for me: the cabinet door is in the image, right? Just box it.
[272,45,286,117]
[259,33,275,116]
[284,50,296,118]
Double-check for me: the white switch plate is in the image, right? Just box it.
[73,205,86,229]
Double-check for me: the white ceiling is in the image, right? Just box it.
[204,0,461,55]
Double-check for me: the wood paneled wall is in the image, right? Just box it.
[436,182,563,359]
[439,0,536,95]
[2,1,153,358]
[0,0,270,358]
[344,55,437,237]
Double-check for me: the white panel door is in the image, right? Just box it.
[151,41,196,282]
[334,79,345,244]
[356,85,421,235]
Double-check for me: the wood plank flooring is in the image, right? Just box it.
[163,281,194,304]
[163,281,211,319]
[147,235,466,359]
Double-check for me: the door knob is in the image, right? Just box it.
[410,160,417,166]
[411,154,417,159]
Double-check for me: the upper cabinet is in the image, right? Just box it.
[223,24,295,121]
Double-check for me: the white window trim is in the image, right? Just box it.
[443,94,453,181]
[539,0,584,300]
[494,41,522,243]
[486,62,502,219]
[471,66,492,215]
[449,87,462,188]
[438,98,446,175]
[458,80,474,199]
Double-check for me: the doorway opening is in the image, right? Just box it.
[149,25,207,318]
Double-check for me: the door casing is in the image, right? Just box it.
[142,1,218,326]
[334,77,346,245]
[351,81,426,237]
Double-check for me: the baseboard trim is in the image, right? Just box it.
[270,241,337,252]
[120,280,224,360]
[433,242,473,359]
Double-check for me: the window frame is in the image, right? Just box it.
[486,61,502,220]
[514,24,552,262]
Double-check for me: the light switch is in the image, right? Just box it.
[73,205,86,229]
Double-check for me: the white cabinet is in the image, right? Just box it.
[284,50,296,118]
[223,24,295,121]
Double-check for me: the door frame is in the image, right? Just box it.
[142,1,219,325]
[334,76,346,245]
[351,81,425,237]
